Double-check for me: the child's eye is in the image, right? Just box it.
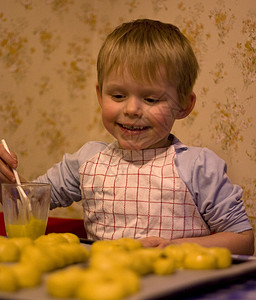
[112,94,125,101]
[144,98,159,104]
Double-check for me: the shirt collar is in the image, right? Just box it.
[171,134,188,152]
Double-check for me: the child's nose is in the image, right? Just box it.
[123,97,142,117]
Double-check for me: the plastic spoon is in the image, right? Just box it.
[1,139,32,215]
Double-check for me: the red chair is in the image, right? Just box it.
[0,212,6,236]
[45,217,87,238]
[0,211,87,238]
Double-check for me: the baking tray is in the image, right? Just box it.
[1,247,256,300]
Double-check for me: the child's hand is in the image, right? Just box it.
[0,142,18,184]
[139,236,172,248]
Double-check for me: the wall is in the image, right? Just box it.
[0,1,255,232]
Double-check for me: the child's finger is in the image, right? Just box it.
[0,158,16,183]
[0,171,15,183]
[0,144,18,169]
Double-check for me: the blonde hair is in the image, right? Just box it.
[97,19,199,107]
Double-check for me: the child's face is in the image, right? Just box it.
[97,70,189,150]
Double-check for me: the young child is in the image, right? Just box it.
[0,19,254,255]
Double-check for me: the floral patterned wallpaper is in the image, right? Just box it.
[0,0,255,232]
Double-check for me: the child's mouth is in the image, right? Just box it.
[117,123,150,132]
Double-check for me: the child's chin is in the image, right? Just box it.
[118,142,143,150]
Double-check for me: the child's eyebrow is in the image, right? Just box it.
[105,82,165,93]
[104,83,123,90]
[103,84,127,94]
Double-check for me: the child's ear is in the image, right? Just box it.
[96,84,103,107]
[175,92,196,119]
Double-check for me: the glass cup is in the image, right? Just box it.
[1,182,51,239]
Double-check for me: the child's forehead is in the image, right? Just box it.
[106,65,175,88]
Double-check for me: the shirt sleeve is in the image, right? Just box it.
[175,147,252,233]
[35,141,108,209]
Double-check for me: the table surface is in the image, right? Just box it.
[182,277,256,300]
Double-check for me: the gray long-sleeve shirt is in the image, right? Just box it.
[36,135,252,235]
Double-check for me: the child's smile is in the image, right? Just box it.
[97,70,181,150]
[116,121,152,145]
[116,122,151,134]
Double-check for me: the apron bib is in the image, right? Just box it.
[79,142,210,240]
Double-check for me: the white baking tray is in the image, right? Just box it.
[1,249,256,300]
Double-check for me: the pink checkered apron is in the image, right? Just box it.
[79,142,210,241]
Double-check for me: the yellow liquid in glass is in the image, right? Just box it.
[6,216,47,239]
